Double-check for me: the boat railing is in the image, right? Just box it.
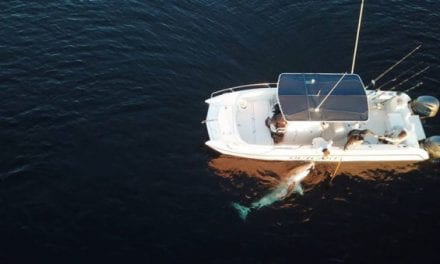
[211,83,277,98]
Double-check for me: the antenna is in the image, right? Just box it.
[351,0,365,74]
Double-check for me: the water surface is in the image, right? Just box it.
[0,1,439,263]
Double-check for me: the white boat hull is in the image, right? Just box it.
[206,140,429,162]
[204,85,430,162]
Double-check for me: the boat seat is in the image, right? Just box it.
[386,113,405,133]
[236,99,272,145]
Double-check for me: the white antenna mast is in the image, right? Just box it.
[351,0,365,74]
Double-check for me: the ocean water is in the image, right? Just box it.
[0,1,439,263]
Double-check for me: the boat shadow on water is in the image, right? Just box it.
[208,155,429,219]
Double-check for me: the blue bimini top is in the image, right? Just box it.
[277,73,368,121]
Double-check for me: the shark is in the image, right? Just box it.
[231,162,314,220]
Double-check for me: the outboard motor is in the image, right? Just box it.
[411,96,439,118]
[422,136,440,158]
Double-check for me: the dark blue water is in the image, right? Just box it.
[0,1,439,263]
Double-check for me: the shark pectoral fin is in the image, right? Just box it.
[294,183,304,196]
[285,185,295,198]
[231,202,251,220]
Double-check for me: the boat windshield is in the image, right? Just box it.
[277,73,368,121]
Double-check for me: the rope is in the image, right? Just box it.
[331,158,343,178]
[315,73,347,111]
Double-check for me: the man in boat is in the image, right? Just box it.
[344,129,377,150]
[378,128,408,145]
[312,137,333,159]
[265,104,287,144]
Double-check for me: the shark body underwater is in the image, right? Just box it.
[232,162,315,220]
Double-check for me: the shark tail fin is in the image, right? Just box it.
[231,202,251,220]
[294,183,304,196]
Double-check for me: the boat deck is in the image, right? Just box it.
[235,89,423,149]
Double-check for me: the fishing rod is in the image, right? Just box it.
[402,81,423,94]
[367,44,422,89]
[375,61,424,90]
[390,65,430,91]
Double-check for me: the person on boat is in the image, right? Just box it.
[265,104,287,144]
[378,129,408,145]
[343,129,377,150]
[312,137,333,159]
[322,148,331,158]
[344,134,364,150]
[347,129,376,138]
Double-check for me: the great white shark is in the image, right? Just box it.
[231,162,315,220]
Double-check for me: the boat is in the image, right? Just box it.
[203,1,440,162]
